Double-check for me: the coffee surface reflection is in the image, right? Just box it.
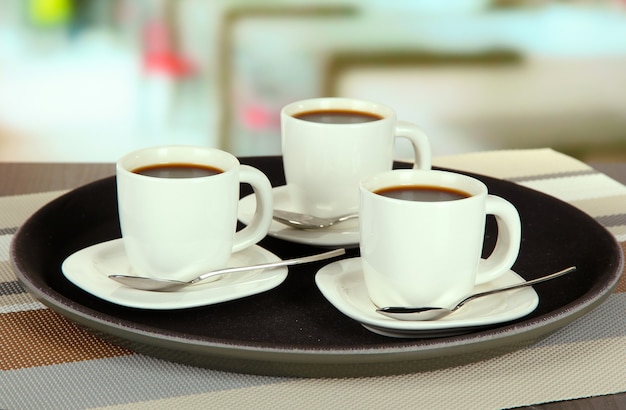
[375,185,471,202]
[293,109,383,124]
[133,163,223,179]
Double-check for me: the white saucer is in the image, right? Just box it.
[315,257,539,338]
[61,239,288,310]
[238,185,360,247]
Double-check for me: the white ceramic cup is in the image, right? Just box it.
[281,97,431,218]
[116,145,273,281]
[359,169,522,308]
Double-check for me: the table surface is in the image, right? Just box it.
[2,161,626,195]
[1,157,625,409]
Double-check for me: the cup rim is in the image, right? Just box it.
[360,169,487,202]
[281,97,395,124]
[116,145,239,180]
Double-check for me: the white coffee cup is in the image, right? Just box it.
[359,169,521,308]
[116,145,273,281]
[281,97,431,218]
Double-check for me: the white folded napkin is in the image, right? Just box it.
[434,148,626,241]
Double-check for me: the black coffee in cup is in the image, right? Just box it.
[375,185,470,202]
[133,163,223,179]
[293,109,383,124]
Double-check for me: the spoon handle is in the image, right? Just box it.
[273,209,358,229]
[190,248,346,284]
[455,266,577,310]
[335,213,359,223]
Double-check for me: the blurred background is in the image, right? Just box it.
[1,0,626,162]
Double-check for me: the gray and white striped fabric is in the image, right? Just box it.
[1,149,625,409]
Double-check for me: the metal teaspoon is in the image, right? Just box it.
[376,266,576,321]
[109,248,345,291]
[273,209,358,229]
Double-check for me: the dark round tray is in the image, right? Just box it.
[11,156,623,377]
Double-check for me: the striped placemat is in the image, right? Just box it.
[1,149,625,409]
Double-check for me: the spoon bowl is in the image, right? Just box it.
[376,266,576,321]
[109,248,345,291]
[273,209,358,229]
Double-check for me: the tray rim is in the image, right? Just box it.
[10,157,624,376]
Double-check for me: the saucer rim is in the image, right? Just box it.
[315,256,539,333]
[61,238,288,310]
[238,185,360,247]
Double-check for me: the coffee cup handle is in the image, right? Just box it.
[475,195,522,285]
[232,165,273,253]
[395,121,432,171]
